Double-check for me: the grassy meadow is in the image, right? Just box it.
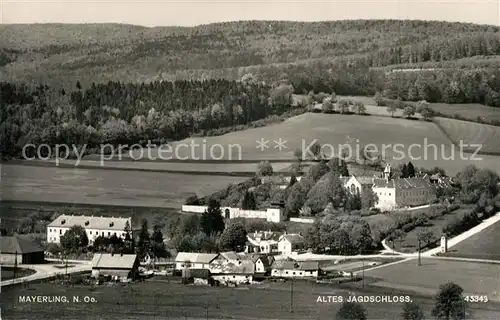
[121,112,500,175]
[3,278,500,320]
[1,164,246,208]
[365,258,500,302]
[442,220,500,260]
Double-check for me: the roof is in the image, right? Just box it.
[220,251,242,261]
[251,254,274,268]
[279,234,305,244]
[372,177,434,189]
[92,253,138,269]
[271,260,296,270]
[353,176,375,185]
[0,236,44,254]
[298,262,319,270]
[213,260,255,275]
[247,231,282,242]
[175,252,219,264]
[48,214,131,231]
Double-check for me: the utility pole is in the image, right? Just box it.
[362,259,365,289]
[205,302,209,319]
[14,250,18,282]
[290,278,294,313]
[417,239,422,266]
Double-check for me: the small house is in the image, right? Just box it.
[175,252,219,270]
[91,253,139,281]
[211,260,255,285]
[251,254,274,275]
[271,260,319,279]
[278,234,305,254]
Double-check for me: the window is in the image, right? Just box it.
[102,232,104,236]
[49,229,52,232]
[285,271,289,274]
[233,276,235,278]
[293,272,296,275]
[59,230,62,235]
[108,232,111,236]
[90,231,92,235]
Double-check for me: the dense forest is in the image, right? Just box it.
[0,79,304,157]
[4,20,500,158]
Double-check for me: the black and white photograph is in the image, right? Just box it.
[1,0,500,319]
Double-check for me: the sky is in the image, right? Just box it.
[1,0,499,27]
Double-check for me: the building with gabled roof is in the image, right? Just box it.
[342,164,437,210]
[91,253,139,281]
[271,260,319,279]
[278,233,305,254]
[0,236,45,264]
[246,230,282,254]
[174,252,219,270]
[47,214,132,245]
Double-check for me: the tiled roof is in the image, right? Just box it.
[279,234,305,244]
[213,260,255,275]
[220,251,241,261]
[247,231,282,242]
[298,261,319,270]
[353,176,376,185]
[48,214,131,231]
[92,253,138,269]
[271,260,296,270]
[175,252,219,264]
[0,236,44,254]
[372,178,434,189]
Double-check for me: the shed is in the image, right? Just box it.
[0,236,45,264]
[91,253,139,280]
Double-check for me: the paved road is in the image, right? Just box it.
[1,261,92,287]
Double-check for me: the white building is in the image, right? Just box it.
[278,234,305,254]
[252,254,274,275]
[181,205,285,223]
[174,252,219,270]
[46,215,132,244]
[246,230,281,254]
[271,261,319,279]
[342,164,436,210]
[210,260,255,285]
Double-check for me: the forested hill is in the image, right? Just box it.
[2,20,500,88]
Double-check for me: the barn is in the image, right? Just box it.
[0,236,45,264]
[91,253,139,281]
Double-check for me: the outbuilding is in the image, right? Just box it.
[0,236,45,264]
[91,253,139,281]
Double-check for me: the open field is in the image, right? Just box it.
[340,95,500,123]
[1,164,246,208]
[2,278,500,320]
[122,113,500,175]
[435,117,500,154]
[442,220,500,260]
[365,258,500,302]
[29,160,294,174]
[390,208,473,253]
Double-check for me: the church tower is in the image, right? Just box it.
[383,164,392,181]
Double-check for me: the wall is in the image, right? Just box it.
[0,253,18,265]
[271,269,318,278]
[212,274,253,284]
[289,217,315,224]
[181,205,284,223]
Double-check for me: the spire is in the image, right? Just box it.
[384,164,391,181]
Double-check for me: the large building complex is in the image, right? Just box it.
[342,164,437,210]
[46,215,132,244]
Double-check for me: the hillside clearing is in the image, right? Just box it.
[124,112,500,175]
[435,117,500,154]
[1,164,246,208]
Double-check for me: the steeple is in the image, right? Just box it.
[383,164,392,181]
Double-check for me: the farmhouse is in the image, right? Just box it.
[182,268,211,285]
[91,253,139,281]
[0,236,45,264]
[343,164,436,210]
[271,260,319,279]
[246,230,281,254]
[175,252,219,270]
[278,234,305,254]
[211,260,255,284]
[46,214,132,244]
[251,254,274,275]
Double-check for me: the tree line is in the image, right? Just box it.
[0,79,301,158]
